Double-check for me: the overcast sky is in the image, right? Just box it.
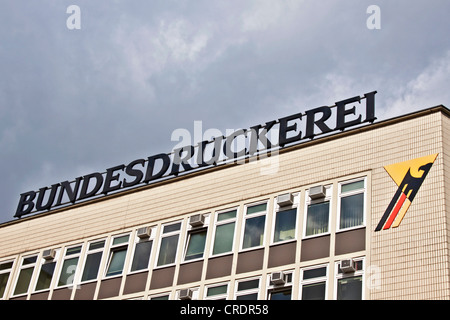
[1,0,449,224]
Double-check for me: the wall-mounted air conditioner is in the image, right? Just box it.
[340,259,356,273]
[189,214,205,228]
[270,271,286,286]
[277,193,293,207]
[309,185,326,200]
[136,226,152,239]
[179,288,193,300]
[42,249,55,261]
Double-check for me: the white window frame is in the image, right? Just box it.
[271,193,299,245]
[104,233,131,278]
[337,177,367,232]
[204,282,230,300]
[33,248,61,293]
[303,184,333,239]
[240,201,268,252]
[128,227,156,274]
[334,257,365,300]
[210,207,238,258]
[79,238,106,284]
[154,220,183,268]
[12,254,39,297]
[266,269,294,300]
[56,244,83,289]
[299,263,329,300]
[0,259,16,299]
[234,276,261,300]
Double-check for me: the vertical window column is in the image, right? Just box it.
[242,203,267,250]
[156,222,182,267]
[304,185,332,237]
[13,255,38,297]
[57,245,82,288]
[338,178,366,230]
[211,209,237,256]
[105,234,130,277]
[80,239,105,283]
[0,260,14,299]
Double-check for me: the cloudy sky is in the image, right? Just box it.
[1,0,449,224]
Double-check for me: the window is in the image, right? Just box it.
[300,265,328,300]
[212,209,237,256]
[35,251,58,292]
[336,258,364,300]
[105,234,130,277]
[338,178,366,230]
[156,221,182,267]
[242,203,267,250]
[58,245,82,287]
[267,271,293,300]
[81,239,105,282]
[130,237,153,272]
[0,260,14,299]
[205,283,229,300]
[305,186,331,237]
[235,278,260,300]
[184,228,207,261]
[273,208,297,243]
[150,293,170,300]
[13,255,38,296]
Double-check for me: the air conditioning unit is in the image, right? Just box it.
[189,214,205,228]
[277,193,293,207]
[309,185,326,200]
[42,249,55,261]
[179,288,193,300]
[340,259,356,273]
[270,271,286,286]
[136,226,152,239]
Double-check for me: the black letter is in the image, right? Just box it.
[364,91,377,123]
[14,191,36,218]
[55,177,82,206]
[335,96,362,131]
[78,172,104,200]
[249,120,276,155]
[35,183,60,211]
[102,164,125,194]
[278,113,302,147]
[197,137,222,167]
[304,106,332,139]
[123,159,145,188]
[223,129,247,159]
[170,145,195,176]
[144,153,171,182]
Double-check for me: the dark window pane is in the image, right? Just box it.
[340,193,364,229]
[81,252,103,282]
[302,282,326,300]
[131,241,153,272]
[337,276,362,300]
[35,262,56,291]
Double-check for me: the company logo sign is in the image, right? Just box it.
[14,91,377,219]
[375,153,438,231]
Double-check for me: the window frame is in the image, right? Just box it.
[334,257,365,300]
[266,269,294,300]
[240,201,268,251]
[204,282,229,300]
[234,276,261,300]
[299,263,329,300]
[0,259,15,299]
[210,207,238,258]
[104,233,131,278]
[128,227,156,274]
[303,185,332,239]
[183,227,208,262]
[33,249,60,293]
[56,244,83,289]
[271,193,299,245]
[12,254,39,297]
[79,238,106,284]
[155,220,183,268]
[337,177,367,232]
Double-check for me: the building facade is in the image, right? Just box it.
[0,105,449,300]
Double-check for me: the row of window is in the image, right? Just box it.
[148,258,365,300]
[0,176,366,299]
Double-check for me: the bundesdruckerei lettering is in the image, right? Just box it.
[15,91,376,218]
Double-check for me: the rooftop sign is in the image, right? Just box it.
[14,91,377,219]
